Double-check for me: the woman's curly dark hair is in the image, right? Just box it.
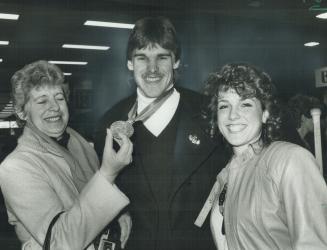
[203,62,282,147]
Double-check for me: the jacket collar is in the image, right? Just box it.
[170,95,218,199]
[18,126,61,155]
[18,125,73,157]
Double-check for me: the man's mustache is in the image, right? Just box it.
[142,72,163,78]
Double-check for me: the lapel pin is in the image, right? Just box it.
[189,134,200,145]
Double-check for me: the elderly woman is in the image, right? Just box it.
[0,60,133,250]
[202,63,327,249]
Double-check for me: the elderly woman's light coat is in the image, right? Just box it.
[0,125,129,250]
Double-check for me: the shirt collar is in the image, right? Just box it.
[136,87,180,137]
[230,142,264,168]
[50,131,70,149]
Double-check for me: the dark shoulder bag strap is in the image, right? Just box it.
[43,212,64,250]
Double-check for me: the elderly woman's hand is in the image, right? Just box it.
[100,129,133,183]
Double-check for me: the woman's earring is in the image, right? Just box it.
[262,110,270,124]
[16,111,26,121]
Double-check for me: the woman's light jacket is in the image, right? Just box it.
[0,126,129,250]
[211,141,327,250]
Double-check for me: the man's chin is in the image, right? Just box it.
[142,89,165,98]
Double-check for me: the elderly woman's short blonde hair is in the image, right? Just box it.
[11,60,69,126]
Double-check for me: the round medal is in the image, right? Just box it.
[110,120,134,139]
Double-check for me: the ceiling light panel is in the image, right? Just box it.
[0,13,19,20]
[0,41,9,45]
[84,20,134,29]
[62,44,110,50]
[304,42,320,47]
[316,12,327,19]
[49,61,88,65]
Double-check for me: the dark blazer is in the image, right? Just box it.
[94,87,228,250]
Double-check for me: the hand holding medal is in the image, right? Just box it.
[100,129,133,183]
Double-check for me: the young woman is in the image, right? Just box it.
[203,63,327,249]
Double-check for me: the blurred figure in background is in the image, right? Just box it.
[287,94,327,178]
[287,94,322,152]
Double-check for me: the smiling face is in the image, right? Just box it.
[24,85,69,138]
[217,89,269,155]
[127,43,180,98]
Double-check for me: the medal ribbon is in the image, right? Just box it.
[127,87,174,124]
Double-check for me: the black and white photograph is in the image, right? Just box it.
[0,0,326,249]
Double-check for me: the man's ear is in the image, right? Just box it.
[173,60,180,70]
[262,110,270,123]
[127,60,133,71]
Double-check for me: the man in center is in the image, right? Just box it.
[94,16,227,250]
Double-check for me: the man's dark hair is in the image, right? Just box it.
[126,16,181,61]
